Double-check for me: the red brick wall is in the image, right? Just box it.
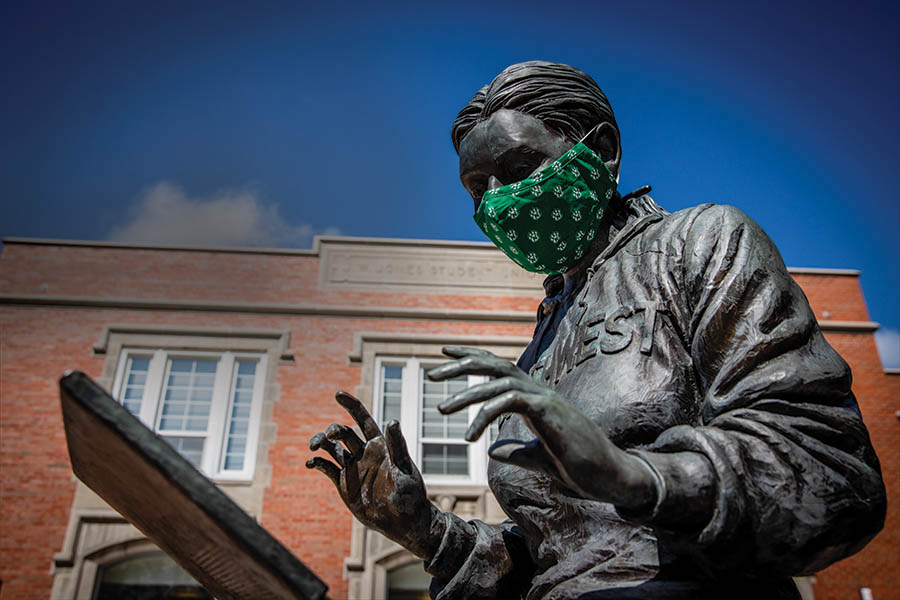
[0,242,896,599]
[813,332,899,599]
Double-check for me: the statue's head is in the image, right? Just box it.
[453,61,621,211]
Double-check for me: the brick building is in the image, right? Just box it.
[0,236,897,600]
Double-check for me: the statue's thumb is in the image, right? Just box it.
[489,438,559,478]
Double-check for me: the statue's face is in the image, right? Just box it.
[458,109,574,211]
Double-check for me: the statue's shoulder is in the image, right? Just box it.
[665,202,756,228]
[653,202,764,244]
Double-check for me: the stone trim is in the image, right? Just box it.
[1,234,499,254]
[1,236,318,256]
[817,320,879,332]
[0,294,538,323]
[3,294,878,333]
[788,267,861,276]
[91,324,295,361]
[348,332,533,363]
[0,236,870,277]
[318,238,544,296]
[50,510,150,600]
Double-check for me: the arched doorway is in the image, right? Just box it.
[93,552,211,600]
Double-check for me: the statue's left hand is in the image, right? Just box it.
[429,346,659,511]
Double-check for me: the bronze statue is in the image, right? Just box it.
[308,61,886,599]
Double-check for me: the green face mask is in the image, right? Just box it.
[474,140,617,274]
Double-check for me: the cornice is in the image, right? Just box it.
[0,294,537,323]
[0,294,881,333]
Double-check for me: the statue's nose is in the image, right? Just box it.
[487,175,504,191]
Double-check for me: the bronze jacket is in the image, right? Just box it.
[424,196,885,600]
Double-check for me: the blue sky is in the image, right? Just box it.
[2,0,898,367]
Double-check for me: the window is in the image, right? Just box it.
[113,349,266,480]
[93,552,212,600]
[375,357,495,485]
[386,561,431,600]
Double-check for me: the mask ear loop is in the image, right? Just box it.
[578,123,619,184]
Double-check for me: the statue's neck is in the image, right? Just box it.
[561,206,621,294]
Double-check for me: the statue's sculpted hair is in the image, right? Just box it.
[451,61,619,153]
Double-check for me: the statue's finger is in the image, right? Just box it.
[426,355,519,381]
[488,438,562,480]
[384,420,414,474]
[441,346,493,358]
[465,390,537,441]
[305,457,341,487]
[326,423,364,456]
[335,390,381,441]
[438,376,516,414]
[309,432,347,467]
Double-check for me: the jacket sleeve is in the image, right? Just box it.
[631,204,885,576]
[424,513,533,600]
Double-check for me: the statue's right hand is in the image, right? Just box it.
[307,391,441,559]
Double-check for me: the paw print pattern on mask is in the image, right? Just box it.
[473,140,615,276]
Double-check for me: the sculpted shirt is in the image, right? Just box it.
[424,195,885,600]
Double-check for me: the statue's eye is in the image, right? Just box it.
[509,162,537,182]
[500,147,543,182]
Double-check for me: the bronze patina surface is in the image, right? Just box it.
[308,61,886,600]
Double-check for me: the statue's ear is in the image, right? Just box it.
[586,122,621,181]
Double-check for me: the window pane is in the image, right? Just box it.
[421,443,468,476]
[162,436,205,469]
[387,561,431,600]
[420,371,468,440]
[120,356,151,416]
[380,365,403,431]
[158,358,216,432]
[94,551,212,600]
[221,360,257,471]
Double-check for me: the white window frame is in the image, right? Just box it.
[111,348,267,482]
[373,356,490,486]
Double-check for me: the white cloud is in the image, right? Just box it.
[107,182,337,248]
[874,327,900,370]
